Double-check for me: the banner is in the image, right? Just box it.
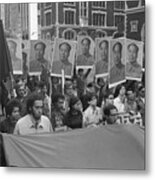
[2,125,144,169]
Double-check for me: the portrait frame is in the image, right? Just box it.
[76,35,95,69]
[125,38,144,81]
[51,38,77,79]
[7,38,22,75]
[29,40,52,76]
[95,37,111,78]
[109,38,126,88]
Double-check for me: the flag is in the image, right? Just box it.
[2,125,145,169]
[0,20,13,83]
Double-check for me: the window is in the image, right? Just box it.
[114,1,125,10]
[126,1,140,9]
[64,29,76,40]
[64,10,75,25]
[96,30,107,38]
[45,12,51,26]
[80,2,88,18]
[114,14,125,27]
[92,12,105,26]
[64,2,75,6]
[92,2,106,8]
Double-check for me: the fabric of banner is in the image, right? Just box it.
[2,125,145,169]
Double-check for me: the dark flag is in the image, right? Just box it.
[0,20,13,83]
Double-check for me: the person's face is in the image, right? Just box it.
[35,44,44,60]
[17,85,25,98]
[139,88,145,98]
[100,42,108,61]
[8,42,16,56]
[31,100,43,121]
[119,86,126,96]
[59,44,69,61]
[11,107,21,122]
[81,39,90,55]
[128,45,138,63]
[41,85,47,95]
[89,96,97,106]
[107,94,114,105]
[108,108,118,124]
[113,44,122,65]
[57,98,65,110]
[73,100,83,112]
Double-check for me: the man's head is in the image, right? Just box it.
[138,86,145,98]
[105,93,114,106]
[34,42,46,60]
[127,43,139,64]
[99,40,109,61]
[59,42,71,61]
[6,99,21,122]
[104,104,118,124]
[65,81,74,96]
[15,84,26,98]
[69,96,83,112]
[26,93,43,121]
[81,37,91,55]
[112,42,122,65]
[87,93,97,107]
[52,94,65,111]
[8,40,17,56]
[78,68,84,77]
[39,81,48,95]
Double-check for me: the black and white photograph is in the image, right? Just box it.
[0,1,146,172]
[29,40,52,75]
[76,35,95,68]
[95,37,110,77]
[125,39,143,80]
[7,38,22,74]
[51,38,76,78]
[109,38,126,87]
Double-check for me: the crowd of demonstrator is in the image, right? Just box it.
[0,73,145,135]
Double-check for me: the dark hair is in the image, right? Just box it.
[6,99,22,116]
[127,43,139,54]
[113,42,122,52]
[114,83,126,98]
[26,93,43,114]
[87,93,97,102]
[104,104,117,117]
[52,94,65,105]
[34,41,46,52]
[38,81,47,89]
[59,42,71,53]
[99,40,108,49]
[81,37,91,46]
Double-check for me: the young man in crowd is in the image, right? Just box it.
[0,99,21,133]
[83,93,102,128]
[14,93,53,135]
[103,104,119,125]
[51,94,67,132]
[65,96,83,129]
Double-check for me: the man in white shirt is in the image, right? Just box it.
[14,93,53,135]
[83,94,102,128]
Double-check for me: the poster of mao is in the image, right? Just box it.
[76,36,95,69]
[7,38,22,74]
[51,38,76,78]
[29,40,52,75]
[125,39,143,81]
[109,38,126,88]
[95,37,110,77]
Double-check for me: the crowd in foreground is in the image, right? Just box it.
[0,74,145,135]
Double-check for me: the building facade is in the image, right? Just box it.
[38,1,126,40]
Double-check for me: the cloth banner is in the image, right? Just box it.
[2,125,145,169]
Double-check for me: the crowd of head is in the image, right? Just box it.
[0,72,145,135]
